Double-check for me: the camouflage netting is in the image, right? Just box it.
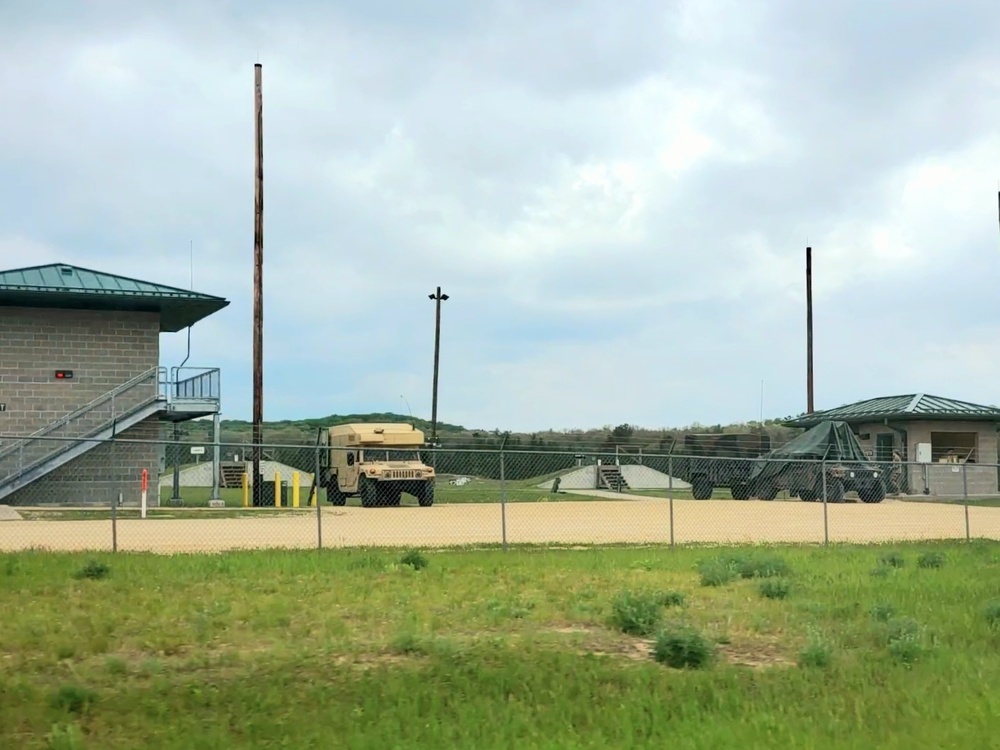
[748,420,870,484]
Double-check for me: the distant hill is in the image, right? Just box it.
[173,412,803,452]
[174,412,467,446]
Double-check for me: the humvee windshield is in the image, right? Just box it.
[360,449,422,461]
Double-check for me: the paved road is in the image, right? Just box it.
[1,498,997,553]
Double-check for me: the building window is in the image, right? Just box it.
[930,431,978,463]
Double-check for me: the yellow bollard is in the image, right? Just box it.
[292,472,300,508]
[310,473,317,506]
[275,471,281,508]
[242,472,249,507]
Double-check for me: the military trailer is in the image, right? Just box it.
[747,420,886,503]
[668,433,773,500]
[317,423,436,507]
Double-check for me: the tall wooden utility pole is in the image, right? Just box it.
[806,246,814,414]
[252,63,264,505]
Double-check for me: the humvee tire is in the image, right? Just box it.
[327,481,347,506]
[823,478,845,503]
[416,482,434,507]
[756,485,779,501]
[359,477,378,508]
[798,488,818,502]
[731,482,752,500]
[858,480,886,504]
[691,478,714,500]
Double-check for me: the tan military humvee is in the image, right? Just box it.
[317,423,435,507]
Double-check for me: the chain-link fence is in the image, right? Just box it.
[1,433,998,553]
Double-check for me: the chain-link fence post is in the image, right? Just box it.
[110,436,118,553]
[821,459,829,546]
[667,454,675,548]
[315,444,323,550]
[962,460,970,542]
[499,438,508,552]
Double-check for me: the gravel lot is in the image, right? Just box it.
[1,498,997,553]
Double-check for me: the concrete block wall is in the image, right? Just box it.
[3,417,164,506]
[0,307,159,437]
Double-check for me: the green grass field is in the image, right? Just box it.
[3,541,1000,748]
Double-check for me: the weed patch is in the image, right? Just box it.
[869,601,895,622]
[798,634,833,669]
[73,560,109,581]
[609,590,665,636]
[739,555,791,579]
[879,551,906,569]
[697,558,739,587]
[400,549,429,570]
[882,617,931,665]
[983,601,1000,628]
[759,579,791,600]
[917,552,945,569]
[659,591,686,607]
[50,686,96,715]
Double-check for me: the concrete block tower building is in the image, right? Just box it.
[0,263,229,506]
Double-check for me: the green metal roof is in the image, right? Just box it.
[0,263,229,332]
[785,394,1000,427]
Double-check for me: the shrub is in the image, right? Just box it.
[73,560,109,581]
[870,566,891,579]
[610,591,665,636]
[798,636,833,668]
[698,560,738,588]
[759,579,791,600]
[917,552,945,569]
[399,550,428,570]
[652,624,714,669]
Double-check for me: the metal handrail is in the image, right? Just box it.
[0,367,164,462]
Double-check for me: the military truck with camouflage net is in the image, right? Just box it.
[747,420,886,503]
[667,432,773,499]
[317,423,436,507]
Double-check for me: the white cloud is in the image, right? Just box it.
[3,1,1000,431]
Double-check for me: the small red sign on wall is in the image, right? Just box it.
[54,370,74,379]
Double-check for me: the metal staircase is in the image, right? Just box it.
[219,462,246,488]
[0,366,219,503]
[598,464,630,492]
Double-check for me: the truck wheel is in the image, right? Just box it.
[731,483,751,500]
[756,486,778,501]
[798,488,817,502]
[822,478,845,503]
[359,477,378,508]
[327,482,347,506]
[417,482,435,507]
[691,478,713,500]
[859,480,886,504]
[386,485,402,507]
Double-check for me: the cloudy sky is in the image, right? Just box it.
[2,0,999,432]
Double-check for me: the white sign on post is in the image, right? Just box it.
[190,447,206,455]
